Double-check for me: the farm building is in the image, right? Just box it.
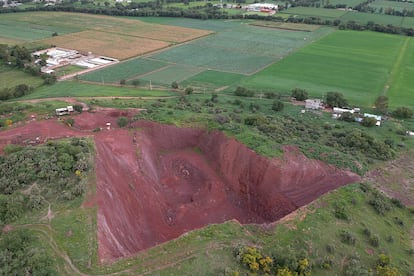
[305,99,323,110]
[246,3,278,12]
[56,106,74,116]
[363,113,382,126]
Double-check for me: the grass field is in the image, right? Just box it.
[79,58,168,83]
[139,64,204,85]
[0,65,44,90]
[317,0,366,7]
[369,0,414,12]
[386,37,414,107]
[249,21,322,31]
[340,12,405,26]
[180,70,245,91]
[242,30,408,107]
[53,65,86,78]
[18,81,174,99]
[281,7,348,19]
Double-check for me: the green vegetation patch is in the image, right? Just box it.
[148,25,333,75]
[387,37,414,107]
[181,70,245,92]
[20,81,174,99]
[53,65,86,78]
[0,65,44,90]
[369,0,414,12]
[140,64,205,85]
[250,21,321,31]
[243,30,406,107]
[281,6,348,19]
[79,58,168,83]
[340,11,405,26]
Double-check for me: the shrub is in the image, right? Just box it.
[361,116,377,127]
[369,235,380,247]
[185,87,194,95]
[234,86,254,97]
[63,118,74,127]
[339,230,356,245]
[325,91,347,108]
[73,104,83,113]
[117,116,129,127]
[291,88,308,101]
[171,81,179,89]
[272,100,284,112]
[392,107,413,119]
[340,111,355,122]
[119,79,126,85]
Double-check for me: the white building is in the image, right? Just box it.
[305,99,323,110]
[246,3,278,12]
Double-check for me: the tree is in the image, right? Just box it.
[73,104,83,113]
[171,81,179,89]
[291,88,308,101]
[392,107,413,119]
[340,111,355,122]
[272,100,284,112]
[132,79,140,87]
[374,95,389,113]
[361,116,377,127]
[119,79,126,85]
[117,116,129,127]
[185,87,194,95]
[325,91,347,108]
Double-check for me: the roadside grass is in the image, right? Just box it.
[242,30,409,108]
[18,81,174,99]
[0,65,44,90]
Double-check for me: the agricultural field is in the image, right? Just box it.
[281,6,349,19]
[249,21,322,31]
[41,30,170,60]
[80,22,333,86]
[369,0,414,12]
[386,37,414,107]
[340,11,405,27]
[316,0,367,7]
[0,12,212,59]
[242,30,410,108]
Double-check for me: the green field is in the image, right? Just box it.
[19,81,174,99]
[79,58,168,83]
[180,70,245,91]
[242,30,408,107]
[0,65,44,90]
[281,6,348,19]
[317,0,367,7]
[369,0,414,12]
[0,16,81,42]
[81,23,333,86]
[340,11,405,26]
[387,37,414,107]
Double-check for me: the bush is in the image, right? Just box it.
[291,88,308,101]
[361,117,377,127]
[325,91,347,108]
[272,100,284,112]
[119,79,126,85]
[171,81,179,89]
[234,86,254,97]
[73,104,83,113]
[340,111,355,122]
[185,87,194,95]
[369,235,380,247]
[117,116,129,127]
[392,107,413,119]
[339,230,356,245]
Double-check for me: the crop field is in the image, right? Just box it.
[369,0,414,12]
[19,81,174,99]
[386,38,414,107]
[41,30,170,60]
[242,30,407,107]
[340,12,405,27]
[402,17,414,28]
[0,12,211,58]
[250,21,321,32]
[317,0,366,7]
[140,64,205,85]
[0,17,81,43]
[80,24,333,84]
[79,58,168,83]
[180,70,245,91]
[281,7,348,19]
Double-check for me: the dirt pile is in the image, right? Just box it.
[96,121,360,262]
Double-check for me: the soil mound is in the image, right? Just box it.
[96,121,360,262]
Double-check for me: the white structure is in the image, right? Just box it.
[246,3,278,12]
[56,106,74,116]
[305,99,323,110]
[406,131,414,136]
[364,113,382,126]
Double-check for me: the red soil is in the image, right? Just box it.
[0,111,360,264]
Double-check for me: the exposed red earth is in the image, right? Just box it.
[0,110,360,263]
